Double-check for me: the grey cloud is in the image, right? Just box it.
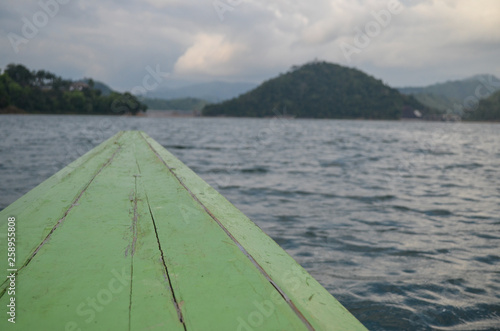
[1,0,499,90]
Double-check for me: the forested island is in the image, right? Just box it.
[203,61,433,120]
[0,64,146,115]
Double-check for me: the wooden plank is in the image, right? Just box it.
[0,132,183,330]
[0,132,123,286]
[141,132,367,331]
[132,131,308,330]
[129,140,185,331]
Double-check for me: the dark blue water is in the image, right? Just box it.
[1,115,499,330]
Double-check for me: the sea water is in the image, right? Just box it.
[1,115,499,330]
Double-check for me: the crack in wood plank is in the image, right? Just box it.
[139,132,315,331]
[144,190,187,331]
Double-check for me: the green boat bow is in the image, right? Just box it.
[0,131,366,330]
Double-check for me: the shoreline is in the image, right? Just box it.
[1,111,498,123]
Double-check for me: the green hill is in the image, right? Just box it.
[398,74,500,114]
[203,61,429,119]
[464,90,500,121]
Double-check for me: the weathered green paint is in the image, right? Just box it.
[0,131,367,330]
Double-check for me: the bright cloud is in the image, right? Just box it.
[174,34,247,77]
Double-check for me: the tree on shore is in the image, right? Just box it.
[0,63,147,115]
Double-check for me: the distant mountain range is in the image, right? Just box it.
[397,74,500,115]
[144,81,258,103]
[203,61,431,119]
[83,80,211,111]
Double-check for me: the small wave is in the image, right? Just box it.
[304,230,317,238]
[203,146,223,151]
[346,194,396,203]
[440,183,464,188]
[341,242,392,254]
[296,251,314,257]
[287,170,308,175]
[415,148,457,156]
[240,167,268,173]
[163,144,195,150]
[462,214,491,220]
[444,163,484,170]
[474,233,500,240]
[393,205,413,212]
[206,168,233,174]
[473,255,500,265]
[242,187,319,198]
[392,206,454,217]
[275,215,299,223]
[318,159,347,167]
[423,209,453,216]
[218,185,241,190]
[389,249,435,257]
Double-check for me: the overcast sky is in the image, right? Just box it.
[1,0,499,91]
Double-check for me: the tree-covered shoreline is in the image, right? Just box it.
[0,64,147,115]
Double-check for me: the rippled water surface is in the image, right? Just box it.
[1,115,499,330]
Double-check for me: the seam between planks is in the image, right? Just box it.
[128,174,139,331]
[139,132,314,331]
[144,191,188,331]
[132,135,186,330]
[0,138,123,299]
